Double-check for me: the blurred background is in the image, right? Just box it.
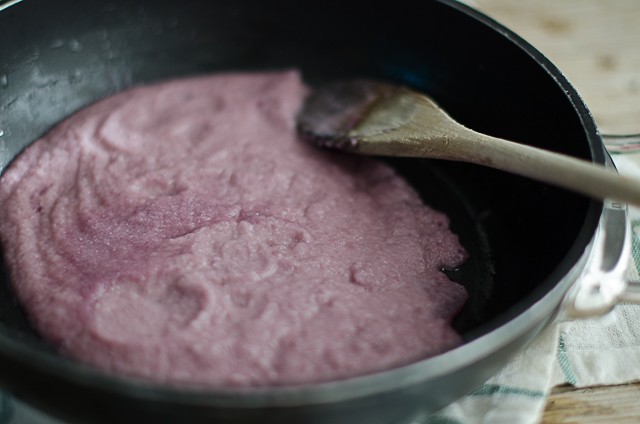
[472,0,640,135]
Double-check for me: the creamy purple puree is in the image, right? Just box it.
[0,70,467,387]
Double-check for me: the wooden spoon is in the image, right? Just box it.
[297,80,640,206]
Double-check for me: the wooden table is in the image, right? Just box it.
[473,0,640,135]
[470,1,640,422]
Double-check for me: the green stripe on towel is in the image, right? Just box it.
[422,384,545,424]
[632,219,640,276]
[557,333,578,385]
[470,383,545,398]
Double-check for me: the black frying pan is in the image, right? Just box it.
[0,0,604,423]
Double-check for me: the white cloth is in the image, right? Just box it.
[425,305,640,424]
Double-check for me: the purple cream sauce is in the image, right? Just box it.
[0,71,467,387]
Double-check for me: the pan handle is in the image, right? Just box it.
[562,198,632,318]
[562,134,640,318]
[603,133,640,304]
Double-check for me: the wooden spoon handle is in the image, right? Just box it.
[345,88,640,205]
[355,115,640,206]
[458,132,640,205]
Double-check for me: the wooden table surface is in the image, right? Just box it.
[470,1,640,422]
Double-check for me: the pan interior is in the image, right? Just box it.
[0,0,597,387]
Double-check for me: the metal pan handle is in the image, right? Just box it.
[563,134,640,318]
[604,133,640,303]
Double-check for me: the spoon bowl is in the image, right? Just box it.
[297,80,640,206]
